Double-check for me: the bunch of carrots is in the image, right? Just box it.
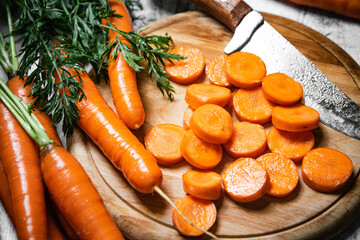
[141,46,354,236]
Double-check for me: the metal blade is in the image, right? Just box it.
[225,11,360,140]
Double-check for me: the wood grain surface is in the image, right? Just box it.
[66,11,360,240]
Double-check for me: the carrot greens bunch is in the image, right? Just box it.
[7,0,182,136]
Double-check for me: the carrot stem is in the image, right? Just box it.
[154,186,218,239]
[5,0,18,75]
[0,78,52,147]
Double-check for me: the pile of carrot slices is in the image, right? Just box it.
[146,46,354,237]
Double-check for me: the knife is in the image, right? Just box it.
[189,0,360,140]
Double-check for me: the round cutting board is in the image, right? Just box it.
[67,11,360,240]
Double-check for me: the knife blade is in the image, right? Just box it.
[190,0,360,140]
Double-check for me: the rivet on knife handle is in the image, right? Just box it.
[189,0,252,31]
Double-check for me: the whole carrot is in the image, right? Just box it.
[0,82,47,239]
[105,0,145,129]
[73,69,163,194]
[0,78,125,240]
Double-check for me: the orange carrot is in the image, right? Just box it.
[0,159,15,222]
[262,73,303,105]
[0,83,47,240]
[222,158,269,202]
[180,129,223,169]
[190,103,234,144]
[267,127,314,162]
[223,121,267,158]
[172,195,217,237]
[257,153,299,198]
[40,144,125,240]
[301,148,353,193]
[182,170,222,200]
[232,86,276,124]
[165,46,205,84]
[106,0,145,129]
[272,104,320,132]
[225,52,266,89]
[185,83,231,109]
[144,124,185,167]
[73,69,163,194]
[183,106,194,130]
[287,0,360,20]
[47,209,65,240]
[206,55,233,87]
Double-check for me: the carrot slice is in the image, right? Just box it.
[301,148,353,193]
[180,130,223,169]
[190,104,233,144]
[262,73,303,105]
[183,106,194,130]
[182,170,222,200]
[222,158,269,202]
[185,83,231,109]
[165,46,205,84]
[206,55,233,87]
[223,121,267,158]
[257,153,299,198]
[272,104,320,132]
[232,87,276,124]
[267,127,314,162]
[144,124,185,167]
[225,52,266,89]
[172,195,217,237]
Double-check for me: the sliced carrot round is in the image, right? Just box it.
[180,130,223,169]
[190,104,233,144]
[262,73,303,105]
[172,195,217,237]
[272,104,320,132]
[183,106,194,130]
[206,55,233,87]
[257,153,299,198]
[301,148,353,193]
[182,170,222,200]
[222,158,269,202]
[225,52,266,89]
[185,83,231,109]
[232,87,276,124]
[223,121,267,158]
[144,124,185,166]
[165,46,205,84]
[267,127,314,162]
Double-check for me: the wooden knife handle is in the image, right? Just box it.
[189,0,252,31]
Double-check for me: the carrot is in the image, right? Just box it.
[0,159,15,222]
[222,158,270,202]
[73,69,163,194]
[180,129,223,169]
[301,148,353,193]
[0,84,47,240]
[183,106,194,130]
[185,83,231,109]
[182,170,222,200]
[40,144,125,240]
[225,52,266,89]
[272,104,320,132]
[106,0,145,129]
[47,208,65,240]
[144,124,185,167]
[190,103,233,144]
[172,195,217,237]
[232,86,276,124]
[223,121,267,158]
[164,46,205,84]
[257,153,299,198]
[267,127,314,162]
[262,73,303,105]
[287,0,360,20]
[206,55,233,87]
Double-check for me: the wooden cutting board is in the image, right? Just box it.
[67,11,360,240]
